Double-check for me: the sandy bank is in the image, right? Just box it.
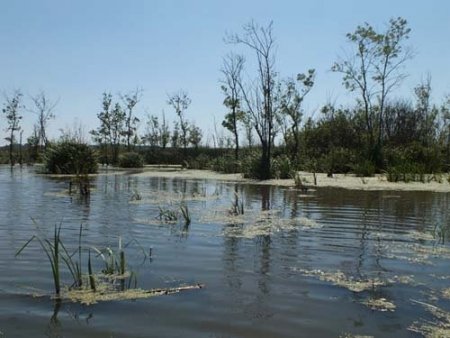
[132,168,450,192]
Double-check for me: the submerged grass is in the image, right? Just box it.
[361,297,396,312]
[16,222,65,296]
[15,222,204,304]
[293,268,385,292]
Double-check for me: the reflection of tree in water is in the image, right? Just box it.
[221,185,275,319]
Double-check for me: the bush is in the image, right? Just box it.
[210,155,240,173]
[386,162,427,183]
[187,153,211,170]
[241,151,263,178]
[44,141,98,174]
[351,160,376,177]
[118,152,144,168]
[272,154,295,179]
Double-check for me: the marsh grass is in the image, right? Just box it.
[180,204,191,226]
[15,222,83,296]
[15,222,203,305]
[158,206,178,223]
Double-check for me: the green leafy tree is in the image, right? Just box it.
[142,114,160,147]
[332,17,413,165]
[188,123,202,148]
[278,69,315,164]
[91,92,113,164]
[2,90,23,166]
[110,102,126,163]
[221,53,245,161]
[167,91,191,151]
[121,89,142,151]
[160,110,170,149]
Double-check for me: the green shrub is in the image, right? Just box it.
[272,154,295,179]
[44,141,98,174]
[210,155,240,173]
[187,153,211,170]
[386,162,427,183]
[118,152,144,168]
[241,151,263,178]
[352,160,376,177]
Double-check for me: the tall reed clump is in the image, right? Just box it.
[15,222,84,297]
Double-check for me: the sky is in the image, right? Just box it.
[1,0,450,145]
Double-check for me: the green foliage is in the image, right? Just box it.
[241,151,264,179]
[187,153,211,170]
[118,152,144,168]
[15,222,84,296]
[44,141,98,175]
[386,162,427,183]
[210,155,240,174]
[319,148,355,174]
[351,160,376,177]
[271,154,295,179]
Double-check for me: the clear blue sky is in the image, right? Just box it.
[1,0,450,144]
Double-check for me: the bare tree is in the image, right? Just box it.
[30,91,57,151]
[221,53,245,161]
[227,20,279,179]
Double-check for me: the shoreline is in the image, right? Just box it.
[6,164,448,192]
[131,168,450,193]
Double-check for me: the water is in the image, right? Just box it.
[0,165,449,337]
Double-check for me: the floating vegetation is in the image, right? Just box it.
[338,333,374,338]
[379,239,450,265]
[15,221,203,305]
[129,189,218,205]
[388,274,416,285]
[409,300,450,338]
[293,269,385,292]
[158,206,179,223]
[409,230,436,242]
[61,278,204,305]
[221,215,322,239]
[361,297,396,312]
[199,206,322,239]
[15,222,84,296]
[442,288,450,300]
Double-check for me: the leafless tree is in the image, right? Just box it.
[30,91,57,150]
[227,20,279,179]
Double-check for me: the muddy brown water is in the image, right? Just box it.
[0,165,449,337]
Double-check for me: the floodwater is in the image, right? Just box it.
[0,165,449,338]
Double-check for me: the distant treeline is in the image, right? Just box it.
[1,18,450,180]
